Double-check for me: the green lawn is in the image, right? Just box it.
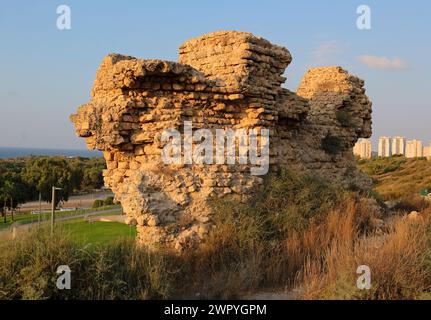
[58,218,136,245]
[0,205,122,231]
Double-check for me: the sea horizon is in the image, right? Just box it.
[0,146,102,159]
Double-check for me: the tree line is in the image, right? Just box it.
[0,156,106,214]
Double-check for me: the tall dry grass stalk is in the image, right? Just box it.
[298,206,431,300]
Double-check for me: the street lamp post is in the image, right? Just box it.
[38,192,41,225]
[51,187,62,235]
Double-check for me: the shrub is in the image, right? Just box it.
[259,170,347,234]
[103,196,114,206]
[92,199,104,208]
[360,157,406,176]
[336,109,355,128]
[210,170,347,239]
[322,133,343,155]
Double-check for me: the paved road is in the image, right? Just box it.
[19,191,114,212]
[0,208,123,240]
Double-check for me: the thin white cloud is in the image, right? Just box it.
[357,55,408,70]
[312,41,341,64]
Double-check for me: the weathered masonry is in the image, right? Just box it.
[71,31,372,249]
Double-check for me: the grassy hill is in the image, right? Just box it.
[358,156,431,200]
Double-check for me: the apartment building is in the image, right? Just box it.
[406,140,423,158]
[378,136,391,157]
[391,136,405,155]
[353,138,372,159]
[423,142,431,159]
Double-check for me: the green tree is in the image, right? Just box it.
[81,167,104,191]
[70,163,84,193]
[0,172,29,222]
[68,157,105,192]
[23,157,73,206]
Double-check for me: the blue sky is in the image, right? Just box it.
[0,0,430,150]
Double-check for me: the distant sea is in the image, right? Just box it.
[0,147,102,159]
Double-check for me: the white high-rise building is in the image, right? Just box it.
[422,142,431,159]
[353,139,372,159]
[378,136,391,157]
[406,140,423,158]
[391,136,405,156]
[423,146,431,158]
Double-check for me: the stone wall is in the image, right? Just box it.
[70,31,372,250]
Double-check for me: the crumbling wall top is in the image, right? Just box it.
[178,31,292,98]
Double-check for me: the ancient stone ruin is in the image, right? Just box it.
[70,31,372,250]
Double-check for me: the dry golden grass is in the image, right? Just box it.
[297,206,431,299]
[359,156,431,200]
